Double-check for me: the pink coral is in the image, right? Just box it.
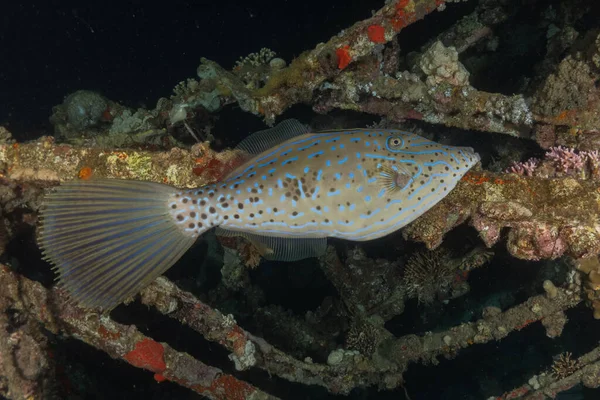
[546,146,585,173]
[505,158,540,176]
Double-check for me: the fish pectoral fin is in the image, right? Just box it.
[378,165,413,193]
[215,227,327,262]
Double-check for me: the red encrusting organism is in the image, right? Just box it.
[336,45,352,69]
[367,25,386,43]
[123,338,166,373]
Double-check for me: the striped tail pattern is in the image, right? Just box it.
[37,179,196,310]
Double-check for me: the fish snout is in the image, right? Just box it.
[455,146,481,169]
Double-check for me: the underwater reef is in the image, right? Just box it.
[3,0,600,398]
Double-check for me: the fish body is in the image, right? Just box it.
[38,120,479,309]
[170,129,479,242]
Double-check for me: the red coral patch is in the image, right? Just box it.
[336,45,352,69]
[124,338,166,373]
[367,25,386,43]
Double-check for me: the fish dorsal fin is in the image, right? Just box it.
[215,227,327,262]
[235,119,310,155]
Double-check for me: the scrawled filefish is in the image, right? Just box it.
[38,119,480,309]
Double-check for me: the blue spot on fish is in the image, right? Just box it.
[282,157,298,166]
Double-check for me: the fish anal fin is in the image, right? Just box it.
[215,227,326,262]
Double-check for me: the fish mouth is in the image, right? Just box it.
[455,146,481,169]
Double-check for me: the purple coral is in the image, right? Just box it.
[506,158,540,176]
[546,146,585,173]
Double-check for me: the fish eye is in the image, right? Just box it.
[386,136,404,152]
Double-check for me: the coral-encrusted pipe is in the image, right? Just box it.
[254,0,446,122]
[4,139,600,260]
[0,267,277,400]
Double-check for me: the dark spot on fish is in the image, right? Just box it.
[250,213,254,217]
[189,223,195,228]
[270,219,274,222]
[254,197,259,202]
[209,207,216,213]
[293,196,298,201]
[223,215,228,220]
[171,204,177,209]
[285,192,291,197]
[316,206,321,210]
[258,210,263,214]
[177,215,184,221]
[273,207,278,212]
[292,211,298,216]
[209,192,214,197]
[234,214,239,219]
[200,200,206,206]
[182,198,188,203]
[445,166,449,171]
[238,203,244,209]
[324,218,329,223]
[223,202,229,208]
[201,214,207,219]
[192,199,197,204]
[190,212,196,218]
